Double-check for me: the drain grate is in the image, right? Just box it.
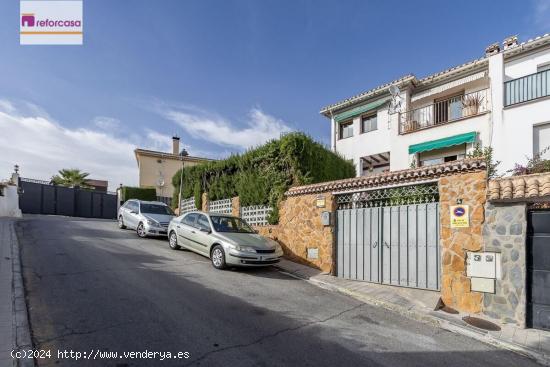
[463,316,501,331]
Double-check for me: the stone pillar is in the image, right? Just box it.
[231,196,240,217]
[439,171,487,313]
[201,192,209,212]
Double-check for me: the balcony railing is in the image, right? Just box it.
[399,89,489,134]
[505,69,550,106]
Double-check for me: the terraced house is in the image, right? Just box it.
[322,34,550,176]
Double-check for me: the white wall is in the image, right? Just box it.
[0,185,22,218]
[491,48,550,172]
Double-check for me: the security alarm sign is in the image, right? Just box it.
[450,205,469,228]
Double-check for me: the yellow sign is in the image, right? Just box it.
[450,205,469,228]
[316,196,326,208]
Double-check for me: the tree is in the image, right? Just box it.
[51,169,92,188]
[467,144,501,179]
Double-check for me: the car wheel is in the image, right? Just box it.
[136,222,147,238]
[211,245,227,270]
[118,216,126,229]
[169,231,180,250]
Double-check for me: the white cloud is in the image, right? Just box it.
[93,116,121,131]
[0,101,187,191]
[162,106,293,149]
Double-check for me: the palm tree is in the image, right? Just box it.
[51,169,92,188]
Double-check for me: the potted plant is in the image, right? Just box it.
[462,93,484,116]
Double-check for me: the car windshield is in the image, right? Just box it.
[210,216,255,233]
[140,204,174,215]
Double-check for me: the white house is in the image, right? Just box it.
[321,34,550,177]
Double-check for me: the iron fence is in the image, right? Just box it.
[336,183,439,210]
[505,69,550,106]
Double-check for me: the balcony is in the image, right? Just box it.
[505,69,550,107]
[399,89,490,134]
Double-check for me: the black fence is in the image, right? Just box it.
[19,178,117,219]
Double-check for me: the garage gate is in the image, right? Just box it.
[336,184,441,291]
[527,210,550,331]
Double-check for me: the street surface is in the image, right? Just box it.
[17,215,541,366]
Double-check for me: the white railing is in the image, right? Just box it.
[241,205,272,226]
[180,197,197,214]
[208,198,232,214]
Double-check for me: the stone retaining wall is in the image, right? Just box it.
[482,202,527,327]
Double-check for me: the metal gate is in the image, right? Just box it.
[527,210,550,331]
[336,184,440,291]
[19,178,117,219]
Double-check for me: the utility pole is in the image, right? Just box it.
[178,158,184,214]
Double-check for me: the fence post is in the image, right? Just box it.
[201,193,209,212]
[231,196,240,217]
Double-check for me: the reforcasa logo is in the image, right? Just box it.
[21,13,81,28]
[21,13,35,27]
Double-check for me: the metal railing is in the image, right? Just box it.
[180,197,197,214]
[505,69,550,106]
[399,89,489,134]
[208,198,232,214]
[240,205,272,226]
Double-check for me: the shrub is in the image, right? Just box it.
[121,186,157,202]
[510,146,550,176]
[172,132,355,222]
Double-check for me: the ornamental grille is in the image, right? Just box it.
[208,198,233,214]
[180,197,197,214]
[336,183,439,209]
[241,205,272,226]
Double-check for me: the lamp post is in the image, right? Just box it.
[178,158,184,213]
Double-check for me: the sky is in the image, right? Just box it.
[1,0,549,190]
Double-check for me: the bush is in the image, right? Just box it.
[121,186,157,202]
[510,146,550,176]
[172,132,355,222]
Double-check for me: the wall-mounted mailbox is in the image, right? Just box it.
[321,211,331,226]
[466,251,501,279]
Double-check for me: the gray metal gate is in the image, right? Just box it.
[527,210,550,331]
[336,184,440,291]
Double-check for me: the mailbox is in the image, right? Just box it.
[466,251,501,279]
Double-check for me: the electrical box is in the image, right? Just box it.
[321,211,331,226]
[307,248,319,260]
[470,277,495,293]
[466,252,501,279]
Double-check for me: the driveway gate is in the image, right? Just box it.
[19,178,117,219]
[527,210,550,331]
[336,184,440,291]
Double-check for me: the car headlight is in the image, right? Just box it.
[235,245,256,253]
[146,219,159,226]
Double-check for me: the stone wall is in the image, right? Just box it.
[482,202,527,327]
[439,171,487,313]
[256,194,335,273]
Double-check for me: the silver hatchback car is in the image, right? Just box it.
[118,200,175,237]
[167,212,283,269]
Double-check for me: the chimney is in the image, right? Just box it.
[503,35,518,50]
[485,42,500,57]
[172,136,180,155]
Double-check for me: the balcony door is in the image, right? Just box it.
[434,93,463,124]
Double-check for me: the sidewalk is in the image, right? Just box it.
[0,219,34,367]
[275,258,550,367]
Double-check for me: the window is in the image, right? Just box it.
[183,213,198,226]
[434,93,464,124]
[418,144,466,167]
[361,114,377,133]
[196,214,211,232]
[210,216,255,233]
[534,123,550,159]
[140,203,174,215]
[339,121,353,139]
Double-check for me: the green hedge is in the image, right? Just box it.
[121,186,157,202]
[172,132,355,223]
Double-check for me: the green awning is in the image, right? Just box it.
[408,132,477,154]
[334,96,391,122]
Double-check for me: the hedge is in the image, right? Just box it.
[120,186,157,202]
[172,132,355,223]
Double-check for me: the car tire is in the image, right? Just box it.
[211,245,227,270]
[118,216,126,229]
[136,222,147,238]
[169,231,180,250]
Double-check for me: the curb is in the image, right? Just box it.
[275,265,550,367]
[9,220,35,367]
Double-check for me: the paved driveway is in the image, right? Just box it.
[16,215,541,366]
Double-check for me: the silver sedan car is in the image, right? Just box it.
[167,212,283,269]
[118,200,175,237]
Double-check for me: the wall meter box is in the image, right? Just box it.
[321,211,331,226]
[466,252,501,279]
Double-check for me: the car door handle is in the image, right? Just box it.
[373,241,378,248]
[177,225,181,229]
[191,230,196,234]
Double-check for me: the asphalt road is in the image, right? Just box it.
[17,215,541,367]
